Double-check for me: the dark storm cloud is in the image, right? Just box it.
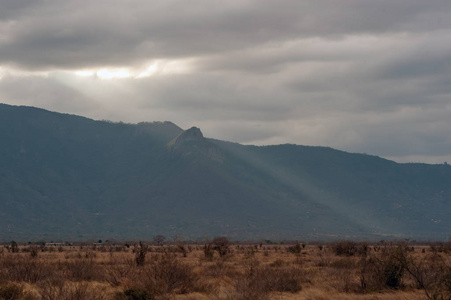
[1,0,451,163]
[1,0,451,70]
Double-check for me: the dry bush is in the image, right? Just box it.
[121,252,208,298]
[60,257,102,281]
[177,244,188,258]
[359,246,406,292]
[330,241,359,256]
[203,259,237,279]
[315,252,333,267]
[29,246,39,259]
[0,282,35,300]
[104,255,135,286]
[265,266,305,293]
[146,253,202,294]
[326,266,359,293]
[429,242,451,254]
[243,246,257,258]
[0,241,449,300]
[287,242,302,254]
[399,251,451,300]
[135,242,148,267]
[10,241,19,253]
[116,287,153,300]
[233,259,268,300]
[203,244,214,261]
[212,237,230,257]
[0,255,50,283]
[330,257,356,269]
[38,280,110,300]
[233,258,304,299]
[269,258,288,268]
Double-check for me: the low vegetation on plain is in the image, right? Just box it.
[0,239,450,299]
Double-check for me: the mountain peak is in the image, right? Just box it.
[183,126,203,139]
[168,127,204,149]
[167,126,224,162]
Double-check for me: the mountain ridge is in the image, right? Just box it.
[0,103,450,241]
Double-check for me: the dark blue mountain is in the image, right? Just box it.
[1,103,450,241]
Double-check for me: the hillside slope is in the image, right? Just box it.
[1,103,450,241]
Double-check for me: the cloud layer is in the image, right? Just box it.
[1,0,451,163]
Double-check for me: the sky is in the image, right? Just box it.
[1,0,450,164]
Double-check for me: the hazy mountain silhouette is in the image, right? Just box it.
[1,103,450,241]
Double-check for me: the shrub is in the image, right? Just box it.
[62,258,99,281]
[269,259,287,268]
[137,253,204,296]
[212,237,230,257]
[400,251,451,300]
[331,241,358,256]
[29,246,39,259]
[38,280,109,300]
[287,243,302,254]
[234,264,303,299]
[0,282,25,300]
[135,242,148,267]
[1,255,49,283]
[203,243,214,260]
[330,257,356,269]
[177,244,188,258]
[10,241,19,254]
[359,246,405,292]
[152,235,165,246]
[104,256,134,286]
[119,288,153,300]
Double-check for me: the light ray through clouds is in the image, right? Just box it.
[215,143,391,236]
[72,60,193,79]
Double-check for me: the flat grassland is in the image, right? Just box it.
[0,241,450,299]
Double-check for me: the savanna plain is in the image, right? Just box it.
[0,240,450,300]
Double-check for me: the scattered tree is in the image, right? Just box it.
[212,237,230,257]
[135,241,148,267]
[153,235,166,246]
[10,241,18,253]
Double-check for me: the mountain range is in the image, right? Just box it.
[1,103,450,241]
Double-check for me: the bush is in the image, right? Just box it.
[401,252,451,300]
[136,253,205,296]
[118,288,153,300]
[0,282,25,300]
[38,280,109,300]
[1,255,49,283]
[29,246,39,259]
[359,246,405,292]
[234,261,303,299]
[269,259,287,268]
[212,237,230,257]
[331,241,358,256]
[134,242,148,267]
[287,243,302,254]
[330,257,356,269]
[203,243,214,260]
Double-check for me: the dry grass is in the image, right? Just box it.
[0,241,450,299]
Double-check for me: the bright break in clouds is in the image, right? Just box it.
[1,0,451,163]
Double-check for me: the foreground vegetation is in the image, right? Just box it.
[0,240,450,299]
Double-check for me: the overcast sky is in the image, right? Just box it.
[1,0,450,163]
